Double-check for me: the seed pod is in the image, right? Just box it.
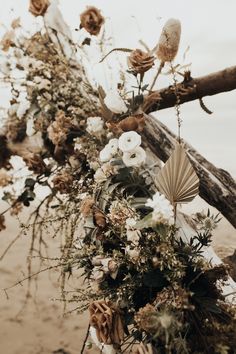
[93,206,106,228]
[156,18,181,62]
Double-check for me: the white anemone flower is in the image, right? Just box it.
[86,116,104,135]
[118,131,141,152]
[122,146,146,167]
[104,91,128,114]
[99,138,118,162]
[145,192,174,224]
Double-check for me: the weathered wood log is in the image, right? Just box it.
[143,66,236,113]
[143,114,236,228]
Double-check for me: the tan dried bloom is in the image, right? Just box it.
[156,18,181,62]
[29,0,49,17]
[80,197,95,217]
[11,17,21,29]
[135,304,157,334]
[52,171,74,194]
[107,115,145,134]
[155,285,194,311]
[108,200,135,227]
[10,202,23,216]
[1,30,15,52]
[0,215,6,232]
[128,49,155,74]
[47,111,78,146]
[80,6,105,36]
[23,153,47,174]
[0,169,12,187]
[89,300,124,345]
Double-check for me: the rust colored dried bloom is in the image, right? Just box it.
[47,111,78,146]
[80,6,105,36]
[80,197,95,217]
[29,0,49,17]
[93,207,106,229]
[23,153,48,174]
[128,49,155,74]
[0,169,12,187]
[156,18,181,62]
[107,115,145,134]
[0,215,6,232]
[89,300,124,345]
[52,171,74,194]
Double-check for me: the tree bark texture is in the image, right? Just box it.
[143,66,236,113]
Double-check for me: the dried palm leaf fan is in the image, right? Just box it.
[155,143,199,207]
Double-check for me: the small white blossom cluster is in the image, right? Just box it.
[99,131,146,168]
[86,116,104,136]
[146,192,174,225]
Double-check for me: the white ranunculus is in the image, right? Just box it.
[89,327,116,354]
[122,146,146,167]
[118,131,141,153]
[104,91,128,114]
[86,116,104,135]
[145,191,174,224]
[99,146,113,163]
[99,138,119,162]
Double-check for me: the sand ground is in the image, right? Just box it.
[0,201,235,354]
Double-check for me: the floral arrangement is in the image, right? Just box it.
[0,1,235,353]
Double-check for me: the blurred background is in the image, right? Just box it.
[0,1,235,353]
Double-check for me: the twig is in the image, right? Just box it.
[80,324,90,354]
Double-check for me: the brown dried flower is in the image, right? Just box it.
[29,0,49,17]
[47,111,78,146]
[0,169,12,187]
[128,49,155,75]
[154,285,194,311]
[80,197,95,217]
[107,115,145,134]
[0,30,15,51]
[10,202,23,216]
[52,171,74,194]
[0,215,6,232]
[93,207,106,229]
[135,304,157,334]
[23,153,48,174]
[80,6,105,36]
[89,300,124,345]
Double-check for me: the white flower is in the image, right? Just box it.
[104,91,128,114]
[145,192,174,224]
[86,116,104,135]
[125,218,141,245]
[17,99,30,119]
[91,267,105,283]
[118,131,141,152]
[99,138,118,162]
[94,167,107,183]
[122,147,146,167]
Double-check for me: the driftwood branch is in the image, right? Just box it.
[143,66,236,113]
[143,114,236,228]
